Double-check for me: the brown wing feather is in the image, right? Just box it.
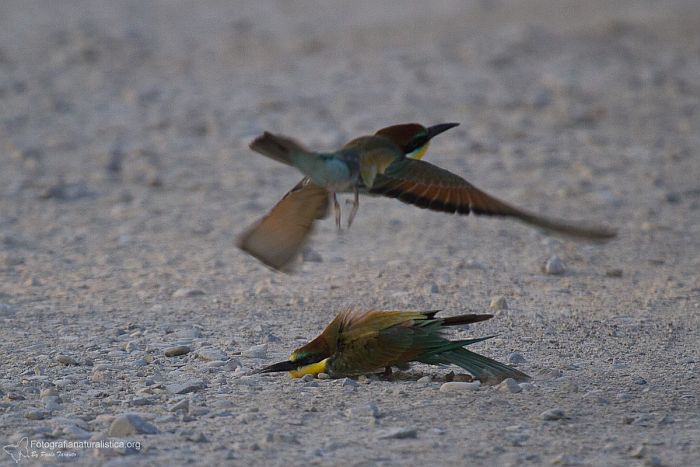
[237,179,329,271]
[371,159,616,240]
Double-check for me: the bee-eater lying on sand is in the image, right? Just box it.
[254,309,529,384]
[237,122,458,271]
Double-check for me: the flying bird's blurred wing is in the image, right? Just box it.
[237,179,329,271]
[370,159,617,241]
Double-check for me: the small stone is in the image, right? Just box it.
[206,360,227,368]
[417,376,432,384]
[40,388,59,398]
[302,248,323,263]
[378,427,417,440]
[24,277,42,287]
[196,348,227,362]
[452,374,474,382]
[169,399,190,413]
[543,255,566,275]
[124,341,140,352]
[538,368,563,380]
[508,352,526,364]
[241,344,267,359]
[540,408,567,421]
[301,374,314,382]
[439,381,481,393]
[55,354,79,365]
[496,378,522,394]
[164,345,191,357]
[172,288,205,298]
[630,445,646,459]
[429,283,440,294]
[166,380,206,394]
[25,409,45,420]
[107,413,158,436]
[605,268,623,278]
[0,302,15,317]
[345,403,380,419]
[43,396,62,411]
[341,378,358,388]
[317,373,330,380]
[490,296,508,310]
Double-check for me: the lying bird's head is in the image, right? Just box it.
[254,337,331,378]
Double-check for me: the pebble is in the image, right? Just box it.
[429,283,440,294]
[341,378,358,389]
[206,360,227,368]
[605,268,623,278]
[302,248,323,262]
[378,427,418,440]
[166,379,206,394]
[301,374,314,382]
[345,403,380,419]
[317,372,330,380]
[196,348,227,362]
[164,345,191,357]
[0,302,15,316]
[43,396,62,411]
[496,378,522,394]
[539,408,567,421]
[508,352,526,364]
[107,413,159,436]
[55,354,79,365]
[40,387,59,398]
[443,372,474,382]
[439,381,481,393]
[172,288,205,298]
[543,255,566,275]
[25,409,45,420]
[169,399,190,413]
[630,445,647,459]
[241,344,267,359]
[417,375,432,384]
[490,296,508,310]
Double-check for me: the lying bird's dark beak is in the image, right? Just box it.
[426,122,460,140]
[253,360,298,374]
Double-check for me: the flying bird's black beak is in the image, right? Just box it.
[426,122,460,140]
[253,360,298,374]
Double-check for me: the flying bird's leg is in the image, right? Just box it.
[333,193,341,231]
[346,187,360,229]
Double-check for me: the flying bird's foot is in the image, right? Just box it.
[332,193,341,231]
[346,188,360,229]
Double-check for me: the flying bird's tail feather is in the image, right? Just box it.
[249,132,308,166]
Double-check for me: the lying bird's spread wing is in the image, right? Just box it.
[237,179,329,271]
[369,158,617,241]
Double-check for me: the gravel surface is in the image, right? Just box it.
[1,1,699,465]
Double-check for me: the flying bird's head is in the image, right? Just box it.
[375,122,459,160]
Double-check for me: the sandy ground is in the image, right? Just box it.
[1,0,699,465]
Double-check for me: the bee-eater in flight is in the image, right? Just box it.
[239,122,616,271]
[238,122,458,270]
[255,309,529,384]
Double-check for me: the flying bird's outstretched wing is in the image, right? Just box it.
[237,179,329,271]
[370,158,617,241]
